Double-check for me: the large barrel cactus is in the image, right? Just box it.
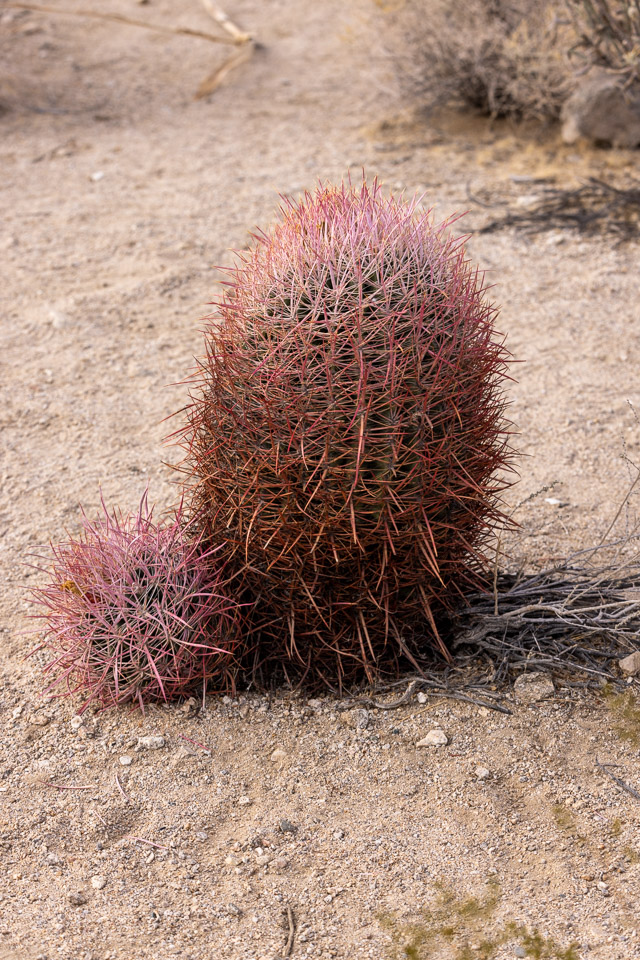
[179,180,514,686]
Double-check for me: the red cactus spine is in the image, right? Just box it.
[177,179,516,687]
[29,493,242,711]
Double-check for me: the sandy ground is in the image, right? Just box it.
[1,2,640,958]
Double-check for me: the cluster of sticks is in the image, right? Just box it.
[479,177,640,243]
[566,0,640,83]
[342,537,640,719]
[6,0,255,98]
[453,538,640,688]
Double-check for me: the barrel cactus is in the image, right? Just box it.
[30,494,242,711]
[178,179,514,687]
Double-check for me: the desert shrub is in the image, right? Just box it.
[392,0,574,121]
[30,494,242,711]
[177,179,515,688]
[566,0,640,80]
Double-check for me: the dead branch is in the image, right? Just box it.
[197,0,255,98]
[282,905,297,958]
[196,41,255,98]
[6,1,257,100]
[347,678,513,714]
[6,2,239,45]
[454,537,640,686]
[596,759,640,800]
[479,177,640,242]
[201,0,251,43]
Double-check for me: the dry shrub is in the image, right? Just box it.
[566,0,640,80]
[393,0,575,121]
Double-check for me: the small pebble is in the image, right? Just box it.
[416,729,448,747]
[48,308,66,329]
[619,651,640,676]
[279,819,297,834]
[67,891,87,906]
[417,692,428,704]
[90,875,107,891]
[475,766,490,780]
[238,796,252,806]
[119,756,132,766]
[170,747,194,767]
[513,672,555,703]
[29,713,51,726]
[545,232,565,246]
[90,171,105,182]
[340,708,370,730]
[70,716,84,731]
[516,193,541,208]
[179,697,199,717]
[136,735,165,751]
[270,748,287,763]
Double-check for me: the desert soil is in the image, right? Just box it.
[1,2,640,958]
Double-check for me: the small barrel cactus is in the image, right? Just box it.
[178,179,515,686]
[30,494,242,711]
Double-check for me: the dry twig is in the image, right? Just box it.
[348,678,512,714]
[201,0,251,43]
[596,759,640,800]
[197,0,255,98]
[282,905,296,958]
[114,773,130,802]
[122,835,169,850]
[178,732,211,753]
[6,2,238,44]
[36,780,93,790]
[195,42,255,98]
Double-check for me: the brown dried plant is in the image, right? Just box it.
[566,0,640,82]
[391,0,574,121]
